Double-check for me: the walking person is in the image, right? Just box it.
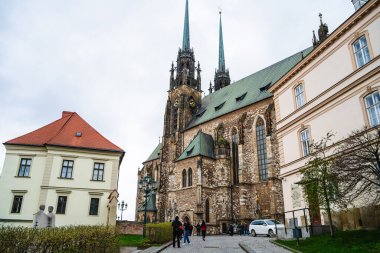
[201,220,207,241]
[196,222,201,236]
[172,216,182,248]
[228,224,234,236]
[183,221,192,245]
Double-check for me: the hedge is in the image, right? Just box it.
[0,225,119,253]
[145,222,172,244]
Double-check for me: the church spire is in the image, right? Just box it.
[214,11,231,92]
[182,0,190,51]
[218,11,225,72]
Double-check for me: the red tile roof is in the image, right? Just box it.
[5,111,124,153]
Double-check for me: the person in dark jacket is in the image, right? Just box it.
[228,224,234,236]
[172,216,182,248]
[196,223,201,236]
[200,220,207,241]
[183,222,192,244]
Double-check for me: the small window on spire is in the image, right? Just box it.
[215,102,225,111]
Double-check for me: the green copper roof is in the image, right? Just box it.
[144,143,162,163]
[218,12,225,72]
[187,47,314,129]
[177,131,214,161]
[182,0,190,51]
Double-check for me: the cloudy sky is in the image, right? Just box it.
[0,0,354,220]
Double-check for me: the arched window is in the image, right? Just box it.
[256,117,268,181]
[173,107,178,132]
[188,168,193,187]
[182,169,187,188]
[205,199,210,222]
[364,91,380,127]
[232,128,239,184]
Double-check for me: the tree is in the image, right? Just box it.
[333,126,380,206]
[299,132,338,237]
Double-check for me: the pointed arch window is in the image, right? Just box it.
[256,118,268,181]
[172,107,178,132]
[182,169,187,188]
[188,168,193,187]
[232,128,239,184]
[205,199,210,222]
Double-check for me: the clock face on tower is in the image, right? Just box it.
[173,98,180,108]
[189,98,196,108]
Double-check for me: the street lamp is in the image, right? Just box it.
[138,175,158,238]
[118,200,128,221]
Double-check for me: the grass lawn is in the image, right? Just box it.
[119,234,149,247]
[276,230,380,253]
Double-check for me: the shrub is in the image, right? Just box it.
[0,225,119,253]
[145,222,172,244]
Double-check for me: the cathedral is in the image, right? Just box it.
[135,0,311,234]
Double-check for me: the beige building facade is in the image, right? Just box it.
[0,111,124,227]
[268,0,380,228]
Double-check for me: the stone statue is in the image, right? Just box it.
[32,205,49,228]
[47,206,55,228]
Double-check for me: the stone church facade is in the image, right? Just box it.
[136,0,309,234]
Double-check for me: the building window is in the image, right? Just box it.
[300,128,311,157]
[295,84,306,108]
[256,118,268,181]
[18,158,31,177]
[365,91,380,127]
[11,196,23,213]
[353,35,371,68]
[92,163,104,181]
[56,196,67,214]
[60,160,74,178]
[182,169,187,188]
[89,198,99,215]
[232,128,239,184]
[172,107,178,132]
[188,168,193,187]
[205,199,210,222]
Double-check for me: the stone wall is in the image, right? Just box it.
[331,205,380,230]
[117,220,143,235]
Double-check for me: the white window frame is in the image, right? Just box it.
[300,128,310,157]
[353,35,371,68]
[295,84,306,109]
[364,91,380,127]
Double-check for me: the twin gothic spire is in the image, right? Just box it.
[174,0,231,92]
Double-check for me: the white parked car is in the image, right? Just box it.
[249,219,284,237]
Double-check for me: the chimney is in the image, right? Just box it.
[62,111,73,118]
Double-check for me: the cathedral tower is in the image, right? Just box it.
[213,12,231,92]
[159,0,202,221]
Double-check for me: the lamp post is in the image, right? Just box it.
[138,175,157,238]
[118,200,128,221]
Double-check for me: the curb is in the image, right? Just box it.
[150,241,172,253]
[238,242,257,253]
[270,240,303,253]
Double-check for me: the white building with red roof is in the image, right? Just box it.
[0,111,124,227]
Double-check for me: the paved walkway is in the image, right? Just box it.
[159,235,291,253]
